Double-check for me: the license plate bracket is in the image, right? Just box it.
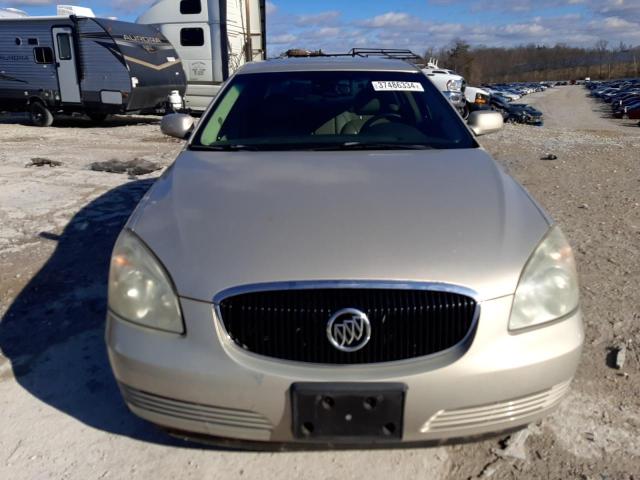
[291,383,406,441]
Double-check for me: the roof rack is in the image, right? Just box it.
[284,48,424,65]
[348,48,423,62]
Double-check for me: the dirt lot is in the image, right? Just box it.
[1,86,639,479]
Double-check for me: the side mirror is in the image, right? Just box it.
[467,111,504,136]
[161,113,195,139]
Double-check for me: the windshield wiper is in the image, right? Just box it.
[189,144,260,151]
[190,142,436,152]
[314,142,435,151]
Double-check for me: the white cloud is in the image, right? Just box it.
[266,1,640,56]
[270,33,298,45]
[599,16,636,30]
[360,12,414,28]
[500,23,550,35]
[295,11,340,27]
[1,0,54,5]
[595,0,640,20]
[108,0,155,13]
[266,1,277,15]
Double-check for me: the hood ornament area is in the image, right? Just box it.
[326,308,371,352]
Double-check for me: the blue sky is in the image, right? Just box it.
[2,0,639,53]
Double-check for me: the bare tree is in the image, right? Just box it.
[595,39,609,79]
[446,38,473,79]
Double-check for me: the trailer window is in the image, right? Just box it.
[180,0,201,14]
[180,28,204,47]
[57,34,72,60]
[33,47,54,64]
[28,38,39,46]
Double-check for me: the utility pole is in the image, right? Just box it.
[244,0,252,62]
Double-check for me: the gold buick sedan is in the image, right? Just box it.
[106,56,583,448]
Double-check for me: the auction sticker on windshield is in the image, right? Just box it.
[372,81,425,92]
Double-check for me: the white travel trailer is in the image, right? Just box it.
[138,0,266,111]
[0,15,186,126]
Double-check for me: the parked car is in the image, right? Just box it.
[612,94,640,118]
[628,103,640,120]
[490,95,544,125]
[106,56,583,448]
[497,90,521,101]
[587,78,640,122]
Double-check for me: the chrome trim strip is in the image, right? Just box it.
[213,280,480,305]
[211,280,481,367]
[120,384,273,431]
[421,380,571,433]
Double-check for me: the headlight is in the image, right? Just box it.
[509,226,579,331]
[108,230,184,333]
[446,79,463,92]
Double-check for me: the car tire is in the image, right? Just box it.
[88,112,109,123]
[29,102,54,127]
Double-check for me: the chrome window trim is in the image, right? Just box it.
[211,280,481,367]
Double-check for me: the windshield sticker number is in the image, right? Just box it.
[372,81,424,92]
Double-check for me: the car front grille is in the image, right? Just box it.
[216,286,478,364]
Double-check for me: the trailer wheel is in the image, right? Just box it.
[87,112,109,123]
[29,102,54,127]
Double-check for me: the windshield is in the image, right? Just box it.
[192,70,477,151]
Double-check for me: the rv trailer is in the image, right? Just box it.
[138,0,266,111]
[0,15,187,126]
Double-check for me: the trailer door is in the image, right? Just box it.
[52,27,81,103]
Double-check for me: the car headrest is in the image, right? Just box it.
[357,98,381,116]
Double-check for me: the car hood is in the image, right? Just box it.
[510,104,542,114]
[129,149,550,303]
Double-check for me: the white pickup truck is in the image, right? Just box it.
[422,59,467,116]
[422,59,490,118]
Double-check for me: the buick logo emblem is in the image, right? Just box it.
[327,308,371,352]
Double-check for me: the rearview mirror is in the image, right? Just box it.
[161,113,195,140]
[467,111,504,136]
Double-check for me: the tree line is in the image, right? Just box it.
[424,40,640,84]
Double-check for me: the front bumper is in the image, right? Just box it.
[509,113,544,126]
[106,295,583,445]
[523,115,544,126]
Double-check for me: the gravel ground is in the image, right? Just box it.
[0,86,639,479]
